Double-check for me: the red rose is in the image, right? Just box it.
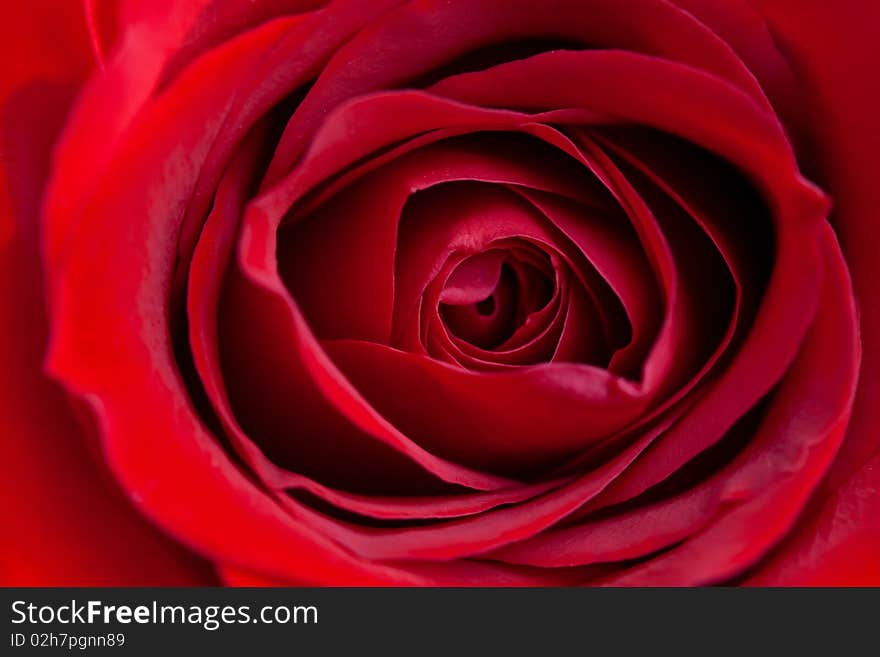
[1,0,877,586]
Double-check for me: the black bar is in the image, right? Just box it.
[2,588,876,655]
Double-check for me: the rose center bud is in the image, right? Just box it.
[438,249,554,350]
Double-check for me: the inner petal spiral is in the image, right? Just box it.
[439,250,554,349]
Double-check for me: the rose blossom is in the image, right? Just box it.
[1,0,877,585]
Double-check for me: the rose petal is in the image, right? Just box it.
[1,1,213,584]
[491,226,858,575]
[264,0,773,183]
[596,227,859,584]
[189,145,569,515]
[430,49,829,509]
[42,10,443,584]
[738,0,880,583]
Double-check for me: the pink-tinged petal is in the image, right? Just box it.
[440,252,505,305]
[435,250,578,369]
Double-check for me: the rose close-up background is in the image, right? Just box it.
[1,0,877,586]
